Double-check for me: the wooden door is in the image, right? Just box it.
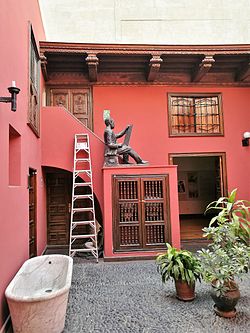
[29,169,37,258]
[113,175,170,252]
[46,172,72,246]
[49,88,93,130]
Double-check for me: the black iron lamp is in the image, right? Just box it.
[0,81,20,111]
[242,131,250,146]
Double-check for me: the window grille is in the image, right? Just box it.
[169,95,223,136]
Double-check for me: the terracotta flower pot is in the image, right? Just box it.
[211,281,240,318]
[174,280,195,301]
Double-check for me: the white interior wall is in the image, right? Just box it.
[39,0,250,44]
[174,156,217,215]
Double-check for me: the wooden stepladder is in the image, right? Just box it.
[69,134,98,262]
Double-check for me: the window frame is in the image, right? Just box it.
[28,25,40,137]
[168,93,224,137]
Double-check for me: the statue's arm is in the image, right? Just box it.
[104,131,121,149]
[116,125,129,139]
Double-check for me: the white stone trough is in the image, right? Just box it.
[5,255,73,333]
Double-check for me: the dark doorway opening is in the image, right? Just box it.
[170,153,227,251]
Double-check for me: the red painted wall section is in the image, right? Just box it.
[93,86,250,200]
[41,106,105,211]
[103,165,180,259]
[0,0,45,329]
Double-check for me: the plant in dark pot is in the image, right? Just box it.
[198,189,250,318]
[156,243,201,301]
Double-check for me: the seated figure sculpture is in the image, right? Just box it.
[104,117,147,165]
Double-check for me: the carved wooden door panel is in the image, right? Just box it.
[46,172,72,246]
[113,175,170,251]
[49,88,92,130]
[50,89,69,109]
[70,89,91,127]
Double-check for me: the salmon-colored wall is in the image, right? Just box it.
[103,165,180,259]
[41,106,104,210]
[94,86,250,200]
[0,0,45,329]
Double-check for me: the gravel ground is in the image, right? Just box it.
[64,259,250,333]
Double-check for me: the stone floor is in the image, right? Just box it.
[64,259,250,333]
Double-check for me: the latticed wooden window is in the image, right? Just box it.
[169,94,223,136]
[28,29,40,135]
[113,175,170,251]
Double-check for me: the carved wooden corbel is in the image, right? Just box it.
[147,55,163,82]
[40,54,48,81]
[236,58,250,81]
[192,55,215,82]
[86,53,99,82]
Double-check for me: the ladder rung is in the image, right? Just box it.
[73,207,94,212]
[76,147,89,152]
[73,194,93,199]
[70,248,98,253]
[74,182,92,187]
[74,170,91,173]
[72,220,95,226]
[71,234,96,239]
[75,158,90,162]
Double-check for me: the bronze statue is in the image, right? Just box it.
[104,118,147,165]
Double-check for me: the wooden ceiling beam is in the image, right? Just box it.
[86,53,99,82]
[192,55,215,82]
[236,59,250,81]
[147,55,163,82]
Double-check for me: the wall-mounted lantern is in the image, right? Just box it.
[0,81,20,111]
[242,131,250,147]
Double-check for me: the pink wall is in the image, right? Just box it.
[41,106,104,210]
[103,165,180,259]
[0,0,45,329]
[94,86,250,200]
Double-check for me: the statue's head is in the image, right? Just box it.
[105,118,115,129]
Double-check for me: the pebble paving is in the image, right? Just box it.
[64,259,250,333]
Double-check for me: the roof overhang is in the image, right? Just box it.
[40,42,250,86]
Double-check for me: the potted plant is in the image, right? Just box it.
[198,189,250,318]
[156,243,201,301]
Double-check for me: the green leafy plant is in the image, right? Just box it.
[198,189,250,297]
[205,188,250,245]
[156,243,201,286]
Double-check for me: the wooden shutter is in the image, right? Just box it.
[113,175,170,252]
[113,177,142,250]
[141,176,169,248]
